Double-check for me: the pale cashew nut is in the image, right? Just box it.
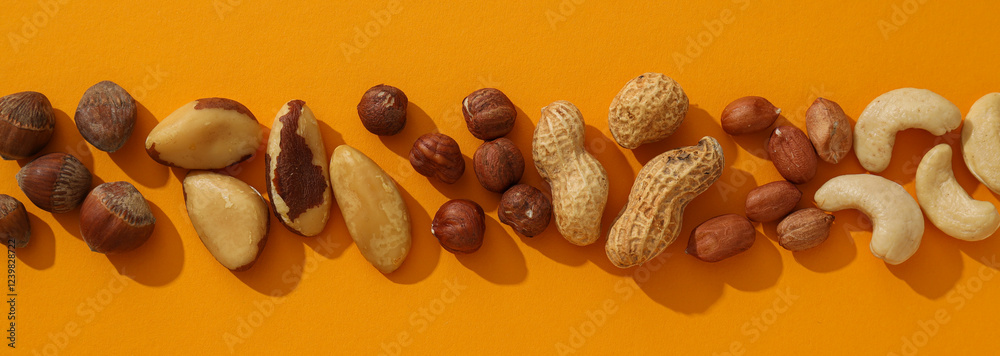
[814,174,924,265]
[854,88,961,173]
[962,93,1000,194]
[916,144,1000,241]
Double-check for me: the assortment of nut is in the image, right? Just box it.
[3,77,1000,276]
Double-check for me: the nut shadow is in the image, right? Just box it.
[384,182,440,284]
[887,217,964,299]
[630,105,725,164]
[426,154,480,201]
[315,110,347,157]
[106,201,184,286]
[110,101,169,188]
[878,128,950,185]
[790,210,860,273]
[232,213,307,297]
[42,108,96,169]
[15,212,56,270]
[455,215,528,285]
[727,109,802,162]
[378,102,438,158]
[302,120,351,259]
[50,169,104,242]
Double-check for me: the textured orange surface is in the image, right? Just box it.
[3,1,1000,355]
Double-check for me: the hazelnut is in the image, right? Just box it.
[357,84,408,136]
[74,81,137,152]
[721,96,781,135]
[463,88,516,140]
[0,91,55,160]
[409,133,465,184]
[16,153,93,213]
[498,184,552,237]
[431,199,485,254]
[473,137,525,193]
[0,194,31,248]
[80,182,156,254]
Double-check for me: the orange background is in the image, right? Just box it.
[3,1,1000,355]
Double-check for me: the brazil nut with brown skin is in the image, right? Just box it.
[145,98,263,170]
[265,100,333,237]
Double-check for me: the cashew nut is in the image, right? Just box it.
[855,88,961,173]
[962,93,1000,194]
[916,144,1000,241]
[814,174,923,265]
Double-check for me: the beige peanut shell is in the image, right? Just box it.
[606,136,724,268]
[608,73,688,149]
[533,101,609,246]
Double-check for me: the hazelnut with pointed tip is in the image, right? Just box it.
[16,153,93,213]
[0,91,55,160]
[75,81,137,152]
[80,181,156,254]
[0,195,31,248]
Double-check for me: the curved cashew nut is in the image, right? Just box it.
[962,93,1000,194]
[855,88,961,173]
[917,144,1000,241]
[814,174,923,265]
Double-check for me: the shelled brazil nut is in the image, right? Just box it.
[265,100,333,237]
[145,98,263,169]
